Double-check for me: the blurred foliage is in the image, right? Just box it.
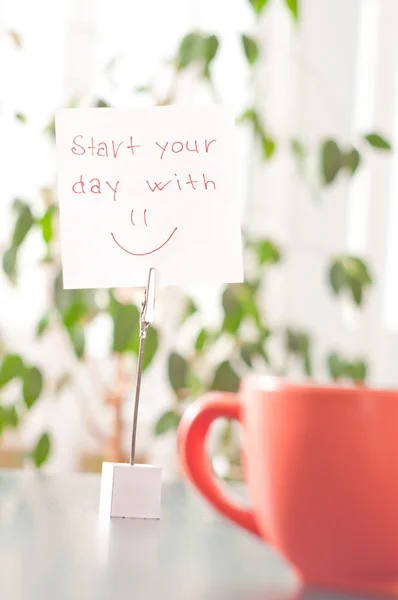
[363,133,391,151]
[327,353,367,384]
[321,140,361,184]
[285,329,312,377]
[238,108,276,159]
[15,113,27,123]
[150,0,392,480]
[248,0,269,15]
[30,432,51,467]
[0,352,46,464]
[285,0,299,22]
[242,34,259,65]
[176,32,219,79]
[328,256,373,306]
[155,239,279,435]
[1,0,392,473]
[1,181,159,467]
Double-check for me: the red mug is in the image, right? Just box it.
[178,376,398,596]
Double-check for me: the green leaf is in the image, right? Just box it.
[23,367,43,408]
[203,34,219,75]
[342,147,361,176]
[53,273,98,338]
[142,326,159,372]
[351,278,363,306]
[112,303,140,353]
[261,135,276,159]
[44,117,55,139]
[154,410,180,436]
[286,329,308,355]
[222,287,243,334]
[304,350,312,377]
[12,198,25,211]
[36,313,50,337]
[327,353,343,380]
[234,282,265,331]
[12,203,34,248]
[2,405,19,428]
[327,353,367,383]
[177,32,219,77]
[177,33,203,69]
[346,360,367,383]
[0,354,24,387]
[39,206,56,245]
[238,109,275,159]
[69,325,85,358]
[15,113,27,123]
[248,0,269,14]
[181,298,198,324]
[344,256,372,284]
[290,138,306,160]
[2,246,18,282]
[328,256,372,306]
[240,345,253,367]
[211,361,240,393]
[242,34,259,65]
[95,99,109,108]
[284,0,299,22]
[238,108,262,137]
[31,432,51,468]
[187,370,204,397]
[363,133,391,151]
[62,301,89,329]
[329,261,346,295]
[286,329,312,376]
[168,352,188,392]
[253,239,281,265]
[321,139,342,184]
[54,271,96,314]
[195,328,208,352]
[240,342,268,367]
[107,293,121,320]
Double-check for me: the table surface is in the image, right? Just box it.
[0,471,364,600]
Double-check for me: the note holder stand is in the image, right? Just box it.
[99,268,162,519]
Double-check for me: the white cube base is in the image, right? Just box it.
[99,462,162,519]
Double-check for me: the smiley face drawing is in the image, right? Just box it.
[111,209,178,257]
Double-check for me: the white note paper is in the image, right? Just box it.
[55,106,243,289]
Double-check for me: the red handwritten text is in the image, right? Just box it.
[146,174,215,191]
[71,135,141,158]
[155,139,216,159]
[72,175,119,201]
[71,136,217,160]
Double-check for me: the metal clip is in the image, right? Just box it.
[130,268,156,465]
[139,268,156,339]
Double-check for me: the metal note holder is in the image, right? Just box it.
[99,267,162,520]
[130,267,156,466]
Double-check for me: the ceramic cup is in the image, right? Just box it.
[178,376,398,595]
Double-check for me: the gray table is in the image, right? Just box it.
[0,471,356,600]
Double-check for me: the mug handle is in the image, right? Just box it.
[178,391,262,538]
